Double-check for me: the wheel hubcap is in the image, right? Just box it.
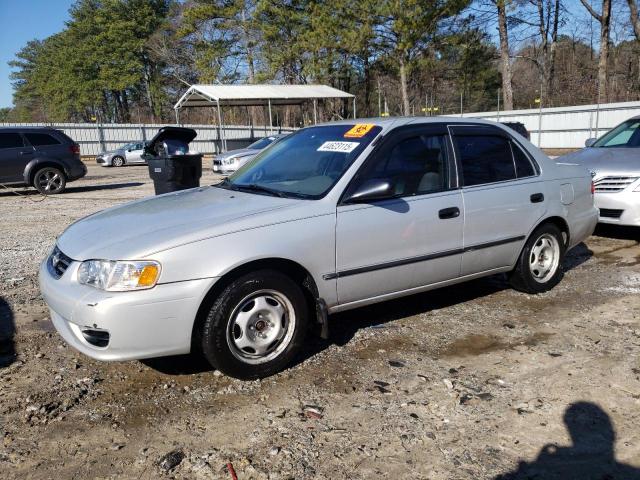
[226,289,295,365]
[529,233,560,283]
[37,170,62,193]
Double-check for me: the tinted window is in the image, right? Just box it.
[512,143,536,177]
[455,135,515,186]
[24,133,61,146]
[354,134,449,197]
[0,133,24,149]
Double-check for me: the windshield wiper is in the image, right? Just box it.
[234,183,287,198]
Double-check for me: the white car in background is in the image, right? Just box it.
[212,134,288,175]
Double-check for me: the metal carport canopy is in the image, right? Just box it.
[174,84,355,108]
[174,84,356,152]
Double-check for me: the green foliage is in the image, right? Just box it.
[10,0,171,122]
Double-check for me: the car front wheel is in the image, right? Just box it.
[111,156,124,167]
[33,167,66,194]
[509,223,565,294]
[200,270,309,379]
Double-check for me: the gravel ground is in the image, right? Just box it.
[1,162,640,479]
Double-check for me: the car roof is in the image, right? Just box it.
[0,126,60,132]
[316,116,510,130]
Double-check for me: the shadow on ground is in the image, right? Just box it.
[0,297,16,368]
[142,242,593,376]
[594,224,640,241]
[495,402,640,480]
[0,182,144,197]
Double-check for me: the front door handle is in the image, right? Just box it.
[530,193,544,203]
[438,207,460,220]
[19,150,33,156]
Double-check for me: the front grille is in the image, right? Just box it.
[594,176,638,193]
[47,246,73,279]
[599,208,624,219]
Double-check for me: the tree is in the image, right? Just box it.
[376,0,470,115]
[496,0,514,109]
[579,0,612,102]
[628,0,640,40]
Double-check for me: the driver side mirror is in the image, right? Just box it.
[585,138,596,147]
[343,178,396,204]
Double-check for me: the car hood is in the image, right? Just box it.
[559,147,640,176]
[215,148,259,160]
[57,186,303,260]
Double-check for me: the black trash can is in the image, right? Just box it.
[144,127,203,195]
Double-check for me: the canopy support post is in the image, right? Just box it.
[175,108,180,125]
[313,99,317,124]
[216,99,225,153]
[268,99,273,134]
[353,97,356,119]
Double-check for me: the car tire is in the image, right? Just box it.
[112,156,124,167]
[33,167,67,195]
[200,270,309,379]
[509,223,565,294]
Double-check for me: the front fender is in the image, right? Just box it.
[152,213,338,306]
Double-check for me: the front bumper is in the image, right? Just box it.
[211,161,236,175]
[595,191,640,226]
[39,258,214,361]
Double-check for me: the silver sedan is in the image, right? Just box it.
[559,116,640,226]
[212,134,288,175]
[40,117,597,379]
[96,142,147,167]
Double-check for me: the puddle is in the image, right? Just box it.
[439,332,553,358]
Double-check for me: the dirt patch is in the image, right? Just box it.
[1,164,640,479]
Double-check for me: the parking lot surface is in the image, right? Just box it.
[1,162,640,479]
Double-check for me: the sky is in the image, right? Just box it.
[0,0,74,109]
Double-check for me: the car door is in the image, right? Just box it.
[449,125,546,276]
[125,143,145,163]
[334,124,464,306]
[0,132,31,182]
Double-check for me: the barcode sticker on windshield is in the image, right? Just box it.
[317,141,360,153]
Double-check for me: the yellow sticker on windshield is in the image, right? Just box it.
[344,124,375,138]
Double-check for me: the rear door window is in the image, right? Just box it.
[512,143,536,177]
[24,133,61,146]
[454,134,516,186]
[0,133,25,149]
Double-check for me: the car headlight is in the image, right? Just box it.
[223,157,238,165]
[77,260,161,291]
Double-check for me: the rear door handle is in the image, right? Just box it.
[438,207,460,220]
[19,150,33,156]
[530,193,544,203]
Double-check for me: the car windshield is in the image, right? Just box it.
[247,136,277,150]
[592,119,640,148]
[218,124,382,199]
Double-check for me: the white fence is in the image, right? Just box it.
[0,122,293,156]
[455,100,640,149]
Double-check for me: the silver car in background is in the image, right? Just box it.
[560,116,640,226]
[96,141,147,167]
[212,134,288,175]
[40,117,597,380]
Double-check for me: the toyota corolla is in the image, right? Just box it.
[39,118,598,379]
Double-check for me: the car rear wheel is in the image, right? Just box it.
[112,156,124,167]
[509,223,565,294]
[33,167,66,194]
[200,270,309,379]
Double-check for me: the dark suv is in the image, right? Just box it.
[0,127,87,194]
